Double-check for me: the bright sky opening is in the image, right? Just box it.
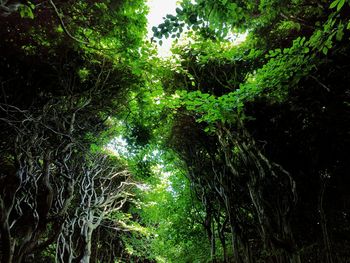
[146,0,247,58]
[147,0,178,57]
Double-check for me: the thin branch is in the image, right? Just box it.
[48,0,90,45]
[309,75,330,92]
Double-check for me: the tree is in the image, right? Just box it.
[2,0,350,262]
[0,0,148,262]
[141,0,350,261]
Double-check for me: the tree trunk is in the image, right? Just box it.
[0,219,13,263]
[318,172,333,263]
[80,226,93,263]
[218,221,227,263]
[211,220,216,263]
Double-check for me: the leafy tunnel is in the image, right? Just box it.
[0,0,350,262]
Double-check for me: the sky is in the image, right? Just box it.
[146,0,178,57]
[146,0,247,58]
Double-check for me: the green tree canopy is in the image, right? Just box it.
[1,0,350,262]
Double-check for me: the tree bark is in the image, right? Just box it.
[318,171,333,263]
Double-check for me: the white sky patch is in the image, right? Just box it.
[147,0,178,57]
[146,0,248,58]
[228,31,248,45]
[106,136,128,156]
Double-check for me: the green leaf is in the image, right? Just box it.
[336,28,344,41]
[175,7,183,14]
[19,4,35,19]
[337,0,346,11]
[322,47,328,55]
[330,0,340,9]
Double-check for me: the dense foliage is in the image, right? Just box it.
[0,0,148,262]
[1,0,350,262]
